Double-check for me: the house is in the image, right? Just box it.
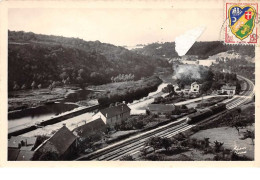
[174,85,181,92]
[147,104,175,115]
[221,85,236,95]
[8,136,38,150]
[16,150,35,161]
[190,82,200,93]
[180,82,200,94]
[183,85,191,94]
[73,118,106,140]
[92,104,131,128]
[8,148,35,161]
[8,136,38,161]
[8,149,20,161]
[35,124,77,160]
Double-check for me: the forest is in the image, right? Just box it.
[134,41,255,59]
[8,31,170,91]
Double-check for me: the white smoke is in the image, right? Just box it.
[173,64,204,80]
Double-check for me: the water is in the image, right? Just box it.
[8,103,79,129]
[8,76,174,131]
[63,90,92,102]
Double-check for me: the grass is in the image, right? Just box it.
[191,126,254,159]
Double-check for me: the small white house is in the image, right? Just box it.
[190,82,200,93]
[92,104,131,128]
[180,82,200,94]
[221,85,236,95]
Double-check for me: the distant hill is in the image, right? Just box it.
[133,41,255,59]
[8,31,170,91]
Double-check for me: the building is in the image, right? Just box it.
[73,118,106,140]
[221,85,236,95]
[16,150,35,161]
[8,136,38,150]
[8,149,20,161]
[183,85,191,94]
[190,82,200,93]
[147,104,175,115]
[35,125,77,160]
[180,82,200,94]
[92,104,131,128]
[8,136,37,161]
[174,85,181,92]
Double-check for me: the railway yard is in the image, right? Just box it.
[76,75,255,161]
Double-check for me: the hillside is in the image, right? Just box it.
[8,31,170,91]
[133,41,255,59]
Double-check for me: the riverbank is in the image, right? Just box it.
[8,76,162,112]
[8,87,80,112]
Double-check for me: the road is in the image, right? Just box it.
[76,75,255,161]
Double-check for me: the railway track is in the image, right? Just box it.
[76,75,254,161]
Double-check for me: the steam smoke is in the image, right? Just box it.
[173,64,204,80]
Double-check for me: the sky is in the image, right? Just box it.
[8,8,223,46]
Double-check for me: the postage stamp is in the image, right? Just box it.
[225,1,258,44]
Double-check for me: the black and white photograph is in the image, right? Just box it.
[1,0,258,164]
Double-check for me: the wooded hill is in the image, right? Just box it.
[133,41,255,59]
[8,31,170,91]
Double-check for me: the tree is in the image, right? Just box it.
[37,151,59,161]
[120,155,134,161]
[214,141,224,153]
[13,83,20,90]
[145,136,163,152]
[240,130,255,145]
[203,138,210,148]
[59,71,68,81]
[21,84,27,90]
[31,81,36,90]
[161,137,172,151]
[201,81,212,94]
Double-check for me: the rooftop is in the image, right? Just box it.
[42,126,77,156]
[184,85,191,90]
[222,85,236,90]
[99,104,131,118]
[8,148,20,161]
[148,104,175,113]
[8,136,37,149]
[73,118,106,137]
[16,150,35,161]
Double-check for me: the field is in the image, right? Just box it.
[191,126,254,159]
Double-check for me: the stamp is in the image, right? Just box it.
[225,1,258,44]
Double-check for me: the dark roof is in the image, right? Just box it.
[148,104,175,113]
[222,85,236,90]
[99,104,131,118]
[73,118,106,137]
[47,126,77,155]
[184,85,191,90]
[8,148,20,161]
[20,145,34,151]
[8,136,37,149]
[16,150,35,161]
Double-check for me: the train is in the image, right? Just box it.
[186,103,226,124]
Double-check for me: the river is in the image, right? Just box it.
[9,75,175,136]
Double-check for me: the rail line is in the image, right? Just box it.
[76,75,254,161]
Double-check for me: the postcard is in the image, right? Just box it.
[0,0,259,167]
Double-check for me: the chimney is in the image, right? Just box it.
[106,113,108,118]
[63,123,66,127]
